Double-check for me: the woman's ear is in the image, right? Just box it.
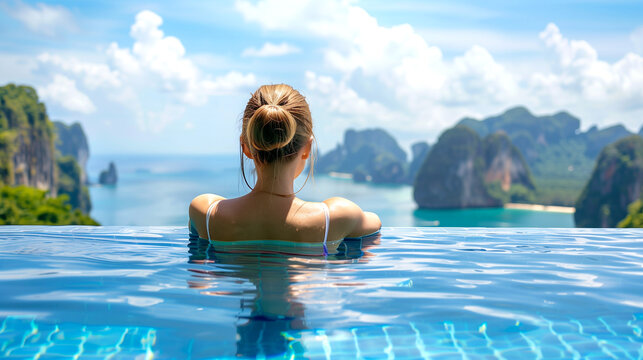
[241,137,253,159]
[302,136,313,159]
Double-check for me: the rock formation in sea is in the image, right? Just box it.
[317,128,408,184]
[0,84,56,194]
[413,125,535,209]
[574,135,643,227]
[99,162,118,185]
[414,126,494,208]
[457,106,635,205]
[408,141,430,184]
[482,132,535,193]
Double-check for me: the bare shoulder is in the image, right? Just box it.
[189,194,225,218]
[323,197,361,217]
[323,197,381,238]
[189,194,226,238]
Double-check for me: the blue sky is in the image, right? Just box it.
[1,0,642,155]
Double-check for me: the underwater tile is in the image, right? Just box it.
[45,343,82,356]
[569,341,606,358]
[110,350,152,359]
[389,345,423,359]
[429,353,467,359]
[76,355,113,360]
[37,355,75,360]
[539,345,566,358]
[5,345,41,356]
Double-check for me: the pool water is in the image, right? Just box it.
[0,226,641,359]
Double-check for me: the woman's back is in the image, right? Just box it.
[188,84,380,252]
[191,194,330,242]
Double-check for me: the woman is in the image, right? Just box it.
[189,84,381,255]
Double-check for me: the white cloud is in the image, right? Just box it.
[106,10,256,106]
[106,43,141,75]
[136,104,185,133]
[37,52,121,89]
[8,1,75,37]
[631,26,643,55]
[237,0,517,136]
[533,23,643,107]
[34,10,256,130]
[238,0,643,139]
[443,45,517,105]
[305,71,395,123]
[416,28,539,55]
[242,42,300,57]
[38,74,95,114]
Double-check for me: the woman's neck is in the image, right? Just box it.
[252,161,297,195]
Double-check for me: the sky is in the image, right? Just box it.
[1,0,642,155]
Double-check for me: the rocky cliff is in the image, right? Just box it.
[574,135,643,227]
[618,200,643,228]
[414,126,501,208]
[0,84,56,195]
[457,106,634,205]
[56,156,92,213]
[414,126,535,209]
[317,128,408,184]
[99,162,118,185]
[408,141,430,184]
[483,132,535,192]
[53,121,92,213]
[54,121,89,184]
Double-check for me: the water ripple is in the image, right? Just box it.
[0,226,642,359]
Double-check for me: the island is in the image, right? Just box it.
[574,135,643,227]
[0,83,98,225]
[99,162,118,185]
[413,125,534,209]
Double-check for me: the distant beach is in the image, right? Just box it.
[505,203,576,213]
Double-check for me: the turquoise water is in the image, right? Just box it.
[1,226,641,358]
[88,154,574,227]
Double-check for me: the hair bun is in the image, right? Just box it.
[246,104,297,152]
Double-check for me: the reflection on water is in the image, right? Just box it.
[186,233,381,357]
[1,226,642,358]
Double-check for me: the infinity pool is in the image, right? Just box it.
[0,226,641,359]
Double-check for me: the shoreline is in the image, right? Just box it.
[504,203,575,213]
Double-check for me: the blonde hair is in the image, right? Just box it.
[240,84,315,189]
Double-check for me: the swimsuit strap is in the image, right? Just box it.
[322,202,330,256]
[205,200,221,241]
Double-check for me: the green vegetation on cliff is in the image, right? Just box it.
[53,121,91,212]
[54,122,89,167]
[575,135,643,227]
[617,200,643,228]
[414,126,499,208]
[408,141,430,184]
[458,106,634,205]
[0,84,55,189]
[414,125,536,209]
[317,129,408,183]
[0,83,98,224]
[0,186,98,225]
[57,156,92,213]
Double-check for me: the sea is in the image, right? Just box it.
[87,154,575,227]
